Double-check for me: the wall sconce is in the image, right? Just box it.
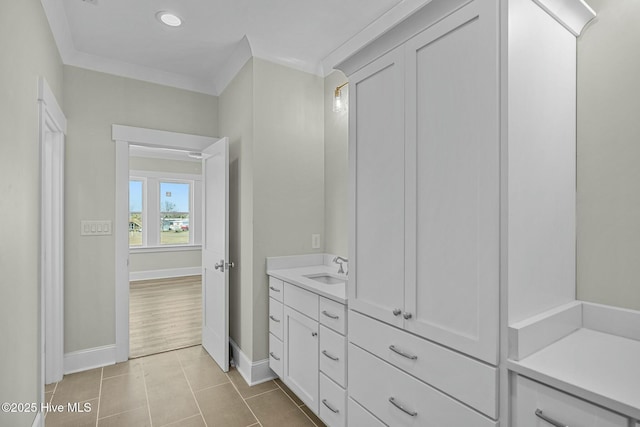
[333,82,348,113]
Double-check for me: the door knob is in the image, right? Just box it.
[403,312,412,320]
[214,259,225,272]
[225,261,235,269]
[392,309,402,316]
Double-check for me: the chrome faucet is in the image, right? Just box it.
[332,256,348,275]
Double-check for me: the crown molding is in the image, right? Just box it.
[213,36,254,95]
[531,0,596,36]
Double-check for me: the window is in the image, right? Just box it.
[160,181,190,245]
[129,180,144,246]
[129,171,201,249]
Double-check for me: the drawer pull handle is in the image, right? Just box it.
[535,409,568,427]
[322,310,339,320]
[312,332,318,337]
[269,286,281,292]
[322,399,340,414]
[269,315,280,323]
[392,308,402,316]
[269,352,280,361]
[322,350,339,361]
[389,345,418,360]
[388,397,417,417]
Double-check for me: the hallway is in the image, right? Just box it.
[44,345,325,427]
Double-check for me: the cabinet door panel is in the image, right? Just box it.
[404,0,500,364]
[283,307,319,413]
[349,45,405,328]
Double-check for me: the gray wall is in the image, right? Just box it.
[577,0,640,311]
[0,1,63,425]
[63,66,218,353]
[219,58,325,361]
[324,71,349,257]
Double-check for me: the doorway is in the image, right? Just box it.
[113,125,231,372]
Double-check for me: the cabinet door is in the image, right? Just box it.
[403,0,500,364]
[283,306,319,414]
[349,45,405,328]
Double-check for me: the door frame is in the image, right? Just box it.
[39,77,67,393]
[112,125,218,362]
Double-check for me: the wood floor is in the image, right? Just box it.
[129,275,202,358]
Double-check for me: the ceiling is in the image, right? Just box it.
[41,0,431,95]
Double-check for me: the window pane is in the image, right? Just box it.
[160,182,190,245]
[129,180,143,246]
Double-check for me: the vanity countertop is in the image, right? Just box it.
[266,254,347,304]
[508,303,640,420]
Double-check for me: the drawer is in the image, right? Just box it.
[319,325,347,387]
[269,333,283,378]
[349,344,497,427]
[268,277,283,302]
[349,310,498,418]
[513,375,628,427]
[319,373,346,427]
[348,398,385,427]
[320,297,347,334]
[284,282,319,320]
[269,298,283,340]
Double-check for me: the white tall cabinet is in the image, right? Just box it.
[336,0,595,424]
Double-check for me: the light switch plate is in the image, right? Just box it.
[81,220,112,236]
[311,234,321,249]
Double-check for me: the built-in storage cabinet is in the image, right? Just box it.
[267,276,347,426]
[348,0,499,366]
[513,376,629,427]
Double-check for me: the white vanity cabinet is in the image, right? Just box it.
[267,274,348,426]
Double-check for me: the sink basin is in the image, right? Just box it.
[303,273,345,285]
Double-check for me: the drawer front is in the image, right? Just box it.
[348,398,386,427]
[284,282,319,320]
[320,297,347,334]
[349,310,498,418]
[269,333,283,378]
[514,375,628,427]
[319,373,346,427]
[269,277,283,302]
[269,298,283,340]
[349,344,497,427]
[319,325,347,387]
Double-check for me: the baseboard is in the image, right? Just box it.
[129,267,201,281]
[31,411,44,427]
[229,339,277,386]
[64,345,116,374]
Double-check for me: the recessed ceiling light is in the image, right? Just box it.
[156,11,182,27]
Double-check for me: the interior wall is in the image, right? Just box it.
[218,59,255,358]
[63,65,218,353]
[129,156,202,274]
[252,58,325,360]
[0,0,63,425]
[324,71,349,257]
[577,0,640,311]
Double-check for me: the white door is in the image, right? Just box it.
[403,0,500,365]
[201,137,231,372]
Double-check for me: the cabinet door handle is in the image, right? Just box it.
[269,286,281,292]
[312,332,318,337]
[389,345,418,360]
[322,399,340,414]
[322,350,339,361]
[269,352,280,361]
[269,315,280,323]
[403,312,412,320]
[322,310,339,320]
[535,409,568,427]
[392,308,402,316]
[388,397,417,417]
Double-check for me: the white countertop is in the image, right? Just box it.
[266,254,347,303]
[508,327,640,420]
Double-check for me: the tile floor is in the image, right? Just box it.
[45,345,326,427]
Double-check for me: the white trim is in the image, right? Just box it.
[129,267,202,282]
[229,339,277,386]
[31,411,44,427]
[63,345,116,375]
[39,0,75,63]
[38,77,66,393]
[213,35,253,95]
[129,145,203,163]
[130,170,202,181]
[113,125,218,151]
[531,0,596,36]
[129,245,201,254]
